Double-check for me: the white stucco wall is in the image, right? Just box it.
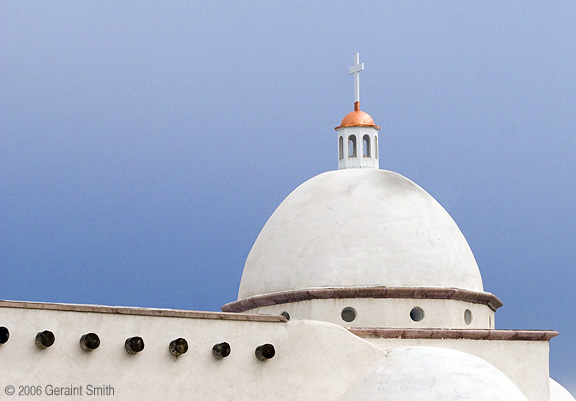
[0,302,553,401]
[248,298,495,329]
[0,303,386,401]
[363,337,551,401]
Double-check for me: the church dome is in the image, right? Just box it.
[550,378,576,401]
[335,110,381,129]
[339,347,529,401]
[238,168,483,299]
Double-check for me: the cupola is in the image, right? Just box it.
[335,53,380,169]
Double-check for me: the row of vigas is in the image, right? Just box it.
[0,325,276,360]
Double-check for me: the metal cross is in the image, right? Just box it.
[349,52,364,110]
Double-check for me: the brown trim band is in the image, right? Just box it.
[221,287,504,313]
[0,300,286,322]
[335,123,382,130]
[349,327,559,342]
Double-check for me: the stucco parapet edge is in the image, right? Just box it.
[222,286,504,313]
[348,328,559,341]
[0,300,286,322]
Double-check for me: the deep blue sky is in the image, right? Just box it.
[1,1,574,393]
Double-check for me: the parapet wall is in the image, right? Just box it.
[0,300,383,401]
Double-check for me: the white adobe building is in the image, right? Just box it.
[0,54,573,401]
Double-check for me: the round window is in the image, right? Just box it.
[410,306,424,322]
[341,307,356,322]
[464,309,472,325]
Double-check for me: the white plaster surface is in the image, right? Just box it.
[239,169,483,299]
[250,298,495,329]
[550,378,576,401]
[0,305,386,401]
[364,337,550,401]
[338,346,530,401]
[1,302,553,401]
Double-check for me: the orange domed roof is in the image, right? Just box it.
[335,110,380,130]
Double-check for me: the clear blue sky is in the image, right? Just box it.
[1,1,574,393]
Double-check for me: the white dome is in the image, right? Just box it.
[239,169,483,299]
[550,378,576,401]
[340,346,529,401]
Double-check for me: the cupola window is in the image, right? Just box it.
[374,136,378,159]
[339,136,344,160]
[348,135,357,157]
[363,135,371,157]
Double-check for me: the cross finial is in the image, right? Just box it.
[349,52,364,111]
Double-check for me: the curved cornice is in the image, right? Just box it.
[222,286,504,313]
